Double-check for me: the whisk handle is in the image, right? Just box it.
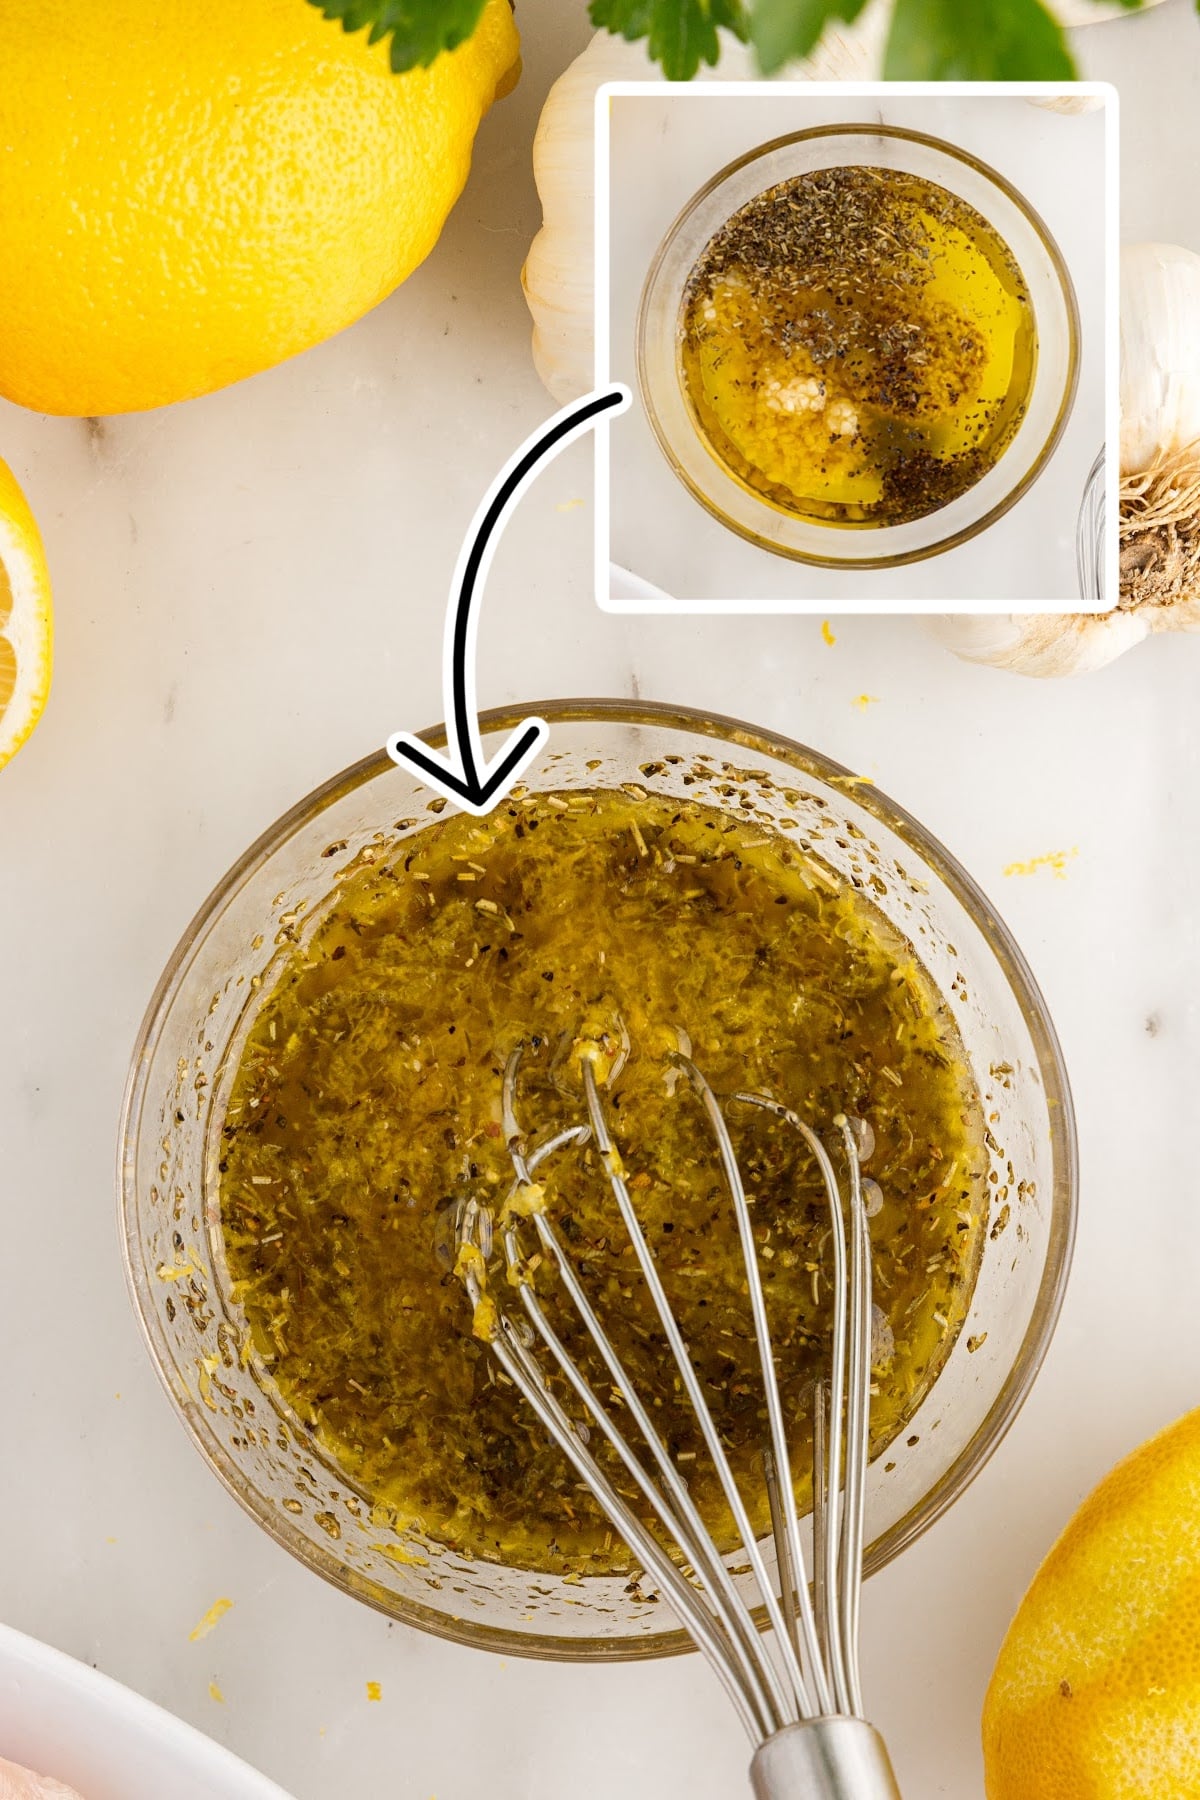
[749,1718,902,1800]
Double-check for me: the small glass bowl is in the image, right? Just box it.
[1076,446,1107,601]
[637,125,1081,570]
[119,701,1076,1659]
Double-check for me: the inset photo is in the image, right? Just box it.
[596,84,1117,612]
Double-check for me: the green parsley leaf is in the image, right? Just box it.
[749,0,870,73]
[590,0,749,81]
[884,0,1077,79]
[305,0,490,73]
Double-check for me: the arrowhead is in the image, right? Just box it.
[386,717,549,819]
[384,389,629,823]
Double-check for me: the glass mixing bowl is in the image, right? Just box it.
[637,126,1080,570]
[119,701,1076,1659]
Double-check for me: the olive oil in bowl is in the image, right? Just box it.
[680,165,1037,528]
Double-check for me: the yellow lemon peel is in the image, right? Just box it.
[0,0,519,414]
[1003,849,1079,880]
[984,1408,1200,1799]
[0,457,51,770]
[189,1598,233,1643]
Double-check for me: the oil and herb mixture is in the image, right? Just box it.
[680,165,1036,528]
[217,788,986,1576]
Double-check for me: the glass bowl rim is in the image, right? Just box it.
[118,697,1078,1662]
[634,121,1083,571]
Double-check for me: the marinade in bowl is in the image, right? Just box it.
[217,787,985,1575]
[120,703,1076,1656]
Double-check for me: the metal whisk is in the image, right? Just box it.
[452,1042,902,1800]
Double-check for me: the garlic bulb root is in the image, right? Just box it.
[1120,443,1200,618]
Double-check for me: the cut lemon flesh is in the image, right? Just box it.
[0,457,52,770]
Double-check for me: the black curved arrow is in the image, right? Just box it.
[387,384,631,816]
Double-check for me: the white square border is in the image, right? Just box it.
[593,79,1120,615]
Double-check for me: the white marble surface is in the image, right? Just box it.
[0,4,1198,1798]
[605,89,1109,607]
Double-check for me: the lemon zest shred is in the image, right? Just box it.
[1003,848,1078,880]
[189,1597,233,1642]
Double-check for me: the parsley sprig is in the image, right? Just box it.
[308,0,493,72]
[309,0,1145,81]
[590,0,1144,79]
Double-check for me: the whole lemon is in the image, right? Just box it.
[0,0,519,414]
[983,1408,1200,1799]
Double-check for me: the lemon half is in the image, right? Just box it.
[0,458,52,769]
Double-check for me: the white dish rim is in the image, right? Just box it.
[0,1620,295,1800]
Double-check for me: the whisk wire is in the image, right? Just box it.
[455,1041,898,1794]
[501,1056,788,1734]
[681,1062,833,1719]
[482,1287,766,1738]
[732,1091,860,1716]
[506,1202,785,1731]
[761,1446,800,1667]
[812,1380,830,1660]
[580,1057,815,1723]
[840,1116,874,1717]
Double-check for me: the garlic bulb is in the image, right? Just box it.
[926,607,1159,678]
[524,0,1160,401]
[1118,243,1200,624]
[1120,242,1200,472]
[523,22,880,401]
[933,241,1200,678]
